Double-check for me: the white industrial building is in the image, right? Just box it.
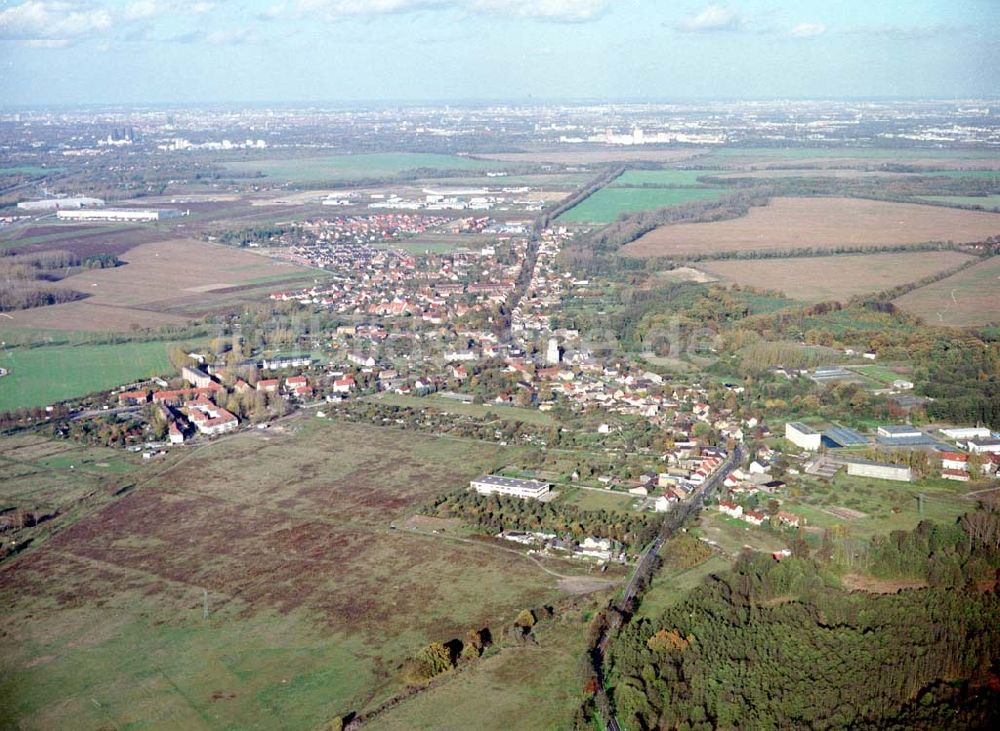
[785,422,822,451]
[18,197,104,211]
[940,427,991,441]
[967,438,1000,455]
[56,208,185,222]
[470,475,551,500]
[877,425,923,439]
[845,458,913,482]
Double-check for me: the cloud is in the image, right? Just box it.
[124,1,161,21]
[677,4,743,33]
[281,0,608,23]
[467,0,607,22]
[789,22,825,39]
[0,1,113,41]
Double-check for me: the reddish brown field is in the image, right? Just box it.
[2,224,168,256]
[624,197,1000,257]
[5,238,312,331]
[701,251,974,302]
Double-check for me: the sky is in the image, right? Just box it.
[0,0,997,105]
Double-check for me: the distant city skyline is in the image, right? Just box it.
[1,1,997,105]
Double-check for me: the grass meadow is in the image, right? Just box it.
[0,340,186,412]
[557,187,729,223]
[0,419,581,730]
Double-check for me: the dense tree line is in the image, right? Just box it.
[0,283,86,312]
[605,513,1000,730]
[0,249,122,312]
[213,224,300,247]
[423,489,660,550]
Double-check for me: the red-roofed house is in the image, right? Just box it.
[718,500,743,518]
[743,510,766,526]
[256,378,279,393]
[777,511,802,527]
[333,375,356,393]
[183,397,238,436]
[285,375,309,389]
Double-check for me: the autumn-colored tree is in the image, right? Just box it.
[647,629,690,653]
[514,609,536,629]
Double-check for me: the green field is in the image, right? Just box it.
[916,195,1000,210]
[848,364,909,385]
[782,473,972,539]
[0,165,63,177]
[0,420,572,729]
[917,170,1000,179]
[558,486,643,513]
[557,187,729,223]
[222,153,511,183]
[371,392,556,426]
[611,170,718,187]
[0,341,185,412]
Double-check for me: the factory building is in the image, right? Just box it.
[56,208,185,222]
[18,197,104,211]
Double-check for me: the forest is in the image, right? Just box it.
[603,508,1000,731]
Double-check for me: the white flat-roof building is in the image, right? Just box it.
[877,425,923,439]
[18,197,104,211]
[56,208,184,222]
[786,422,821,451]
[940,427,991,441]
[471,475,551,500]
[967,438,1000,455]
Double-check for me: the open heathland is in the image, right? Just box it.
[623,197,1000,257]
[222,153,508,183]
[372,607,594,731]
[1,238,313,332]
[558,187,729,223]
[0,419,582,730]
[0,340,188,412]
[701,251,975,302]
[893,256,1000,327]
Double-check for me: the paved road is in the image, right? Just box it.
[594,444,744,731]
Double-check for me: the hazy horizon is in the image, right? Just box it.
[1,1,997,106]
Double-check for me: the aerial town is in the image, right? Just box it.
[1,77,999,731]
